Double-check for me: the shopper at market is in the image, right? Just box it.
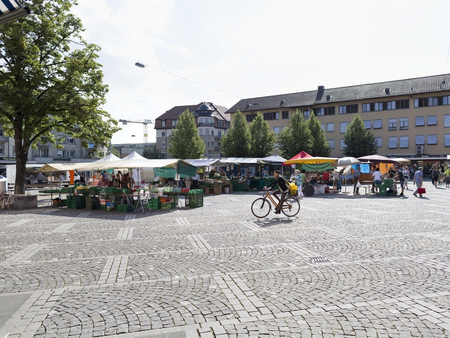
[397,166,405,197]
[353,165,361,195]
[413,167,424,198]
[121,173,129,189]
[291,169,304,198]
[372,167,383,193]
[265,170,289,214]
[245,169,252,191]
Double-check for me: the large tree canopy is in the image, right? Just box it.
[308,112,331,157]
[343,114,378,157]
[0,0,119,193]
[249,112,275,157]
[277,110,312,159]
[168,110,205,159]
[221,110,251,157]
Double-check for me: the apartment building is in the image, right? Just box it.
[154,102,229,158]
[226,73,450,159]
[0,126,106,169]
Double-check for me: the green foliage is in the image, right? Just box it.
[221,110,251,157]
[0,0,119,193]
[143,145,164,159]
[168,110,205,159]
[308,112,331,157]
[343,114,378,157]
[111,147,121,158]
[277,110,312,159]
[249,113,275,157]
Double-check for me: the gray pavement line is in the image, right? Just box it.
[0,288,65,338]
[98,255,129,284]
[186,234,212,251]
[419,232,450,243]
[51,223,77,233]
[124,214,136,221]
[316,227,358,241]
[7,219,34,227]
[0,244,46,267]
[175,217,191,225]
[239,220,265,231]
[112,324,200,338]
[116,227,134,240]
[214,274,270,318]
[217,210,234,216]
[77,211,91,218]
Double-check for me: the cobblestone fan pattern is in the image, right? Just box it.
[1,183,450,337]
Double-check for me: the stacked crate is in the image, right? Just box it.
[117,204,134,212]
[188,189,204,208]
[147,198,161,210]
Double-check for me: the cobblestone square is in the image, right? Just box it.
[1,182,450,337]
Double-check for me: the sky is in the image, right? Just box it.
[70,0,450,144]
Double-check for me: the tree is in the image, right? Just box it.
[111,147,121,158]
[343,114,378,157]
[0,0,119,194]
[277,110,313,159]
[168,110,205,159]
[221,110,251,157]
[143,145,164,159]
[308,112,331,157]
[249,113,275,157]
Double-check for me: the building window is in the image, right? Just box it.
[444,96,450,105]
[340,139,346,150]
[338,104,358,115]
[316,108,324,116]
[57,150,65,157]
[415,116,425,126]
[172,120,177,127]
[362,103,371,112]
[317,106,335,116]
[445,134,450,146]
[321,123,325,131]
[282,111,289,119]
[327,123,334,132]
[364,120,371,129]
[39,149,49,157]
[0,129,3,136]
[375,137,382,147]
[373,119,382,129]
[445,115,450,127]
[68,150,75,157]
[303,110,310,119]
[340,122,348,134]
[388,137,397,149]
[218,120,224,127]
[161,121,166,127]
[374,102,384,111]
[428,97,438,106]
[415,135,425,145]
[0,145,3,155]
[427,134,437,145]
[199,128,204,136]
[246,114,255,122]
[388,118,397,131]
[273,127,280,134]
[387,101,396,110]
[161,141,166,148]
[263,112,279,120]
[396,99,410,109]
[399,117,408,130]
[66,137,74,144]
[427,115,437,126]
[328,139,335,149]
[399,136,409,148]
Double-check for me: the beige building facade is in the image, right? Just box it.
[226,74,450,159]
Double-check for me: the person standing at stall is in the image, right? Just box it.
[265,170,289,214]
[291,169,304,198]
[245,169,252,191]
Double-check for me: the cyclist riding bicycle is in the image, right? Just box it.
[264,170,289,214]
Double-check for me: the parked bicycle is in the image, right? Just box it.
[251,188,300,218]
[0,191,18,210]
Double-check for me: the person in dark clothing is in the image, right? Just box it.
[265,170,289,214]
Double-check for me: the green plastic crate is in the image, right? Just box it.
[147,198,161,210]
[383,179,394,188]
[67,200,77,209]
[161,202,175,210]
[60,187,75,193]
[89,187,100,195]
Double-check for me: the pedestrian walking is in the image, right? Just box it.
[413,167,424,198]
[353,165,361,194]
[445,173,450,188]
[431,165,440,188]
[397,166,405,196]
[403,166,410,190]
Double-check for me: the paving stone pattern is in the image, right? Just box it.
[1,182,450,337]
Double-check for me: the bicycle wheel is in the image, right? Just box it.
[251,198,271,218]
[7,196,18,210]
[281,196,300,217]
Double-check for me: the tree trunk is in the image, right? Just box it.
[14,132,28,195]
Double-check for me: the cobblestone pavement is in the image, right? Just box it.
[1,181,450,337]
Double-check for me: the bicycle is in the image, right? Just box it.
[251,188,300,218]
[0,191,18,210]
